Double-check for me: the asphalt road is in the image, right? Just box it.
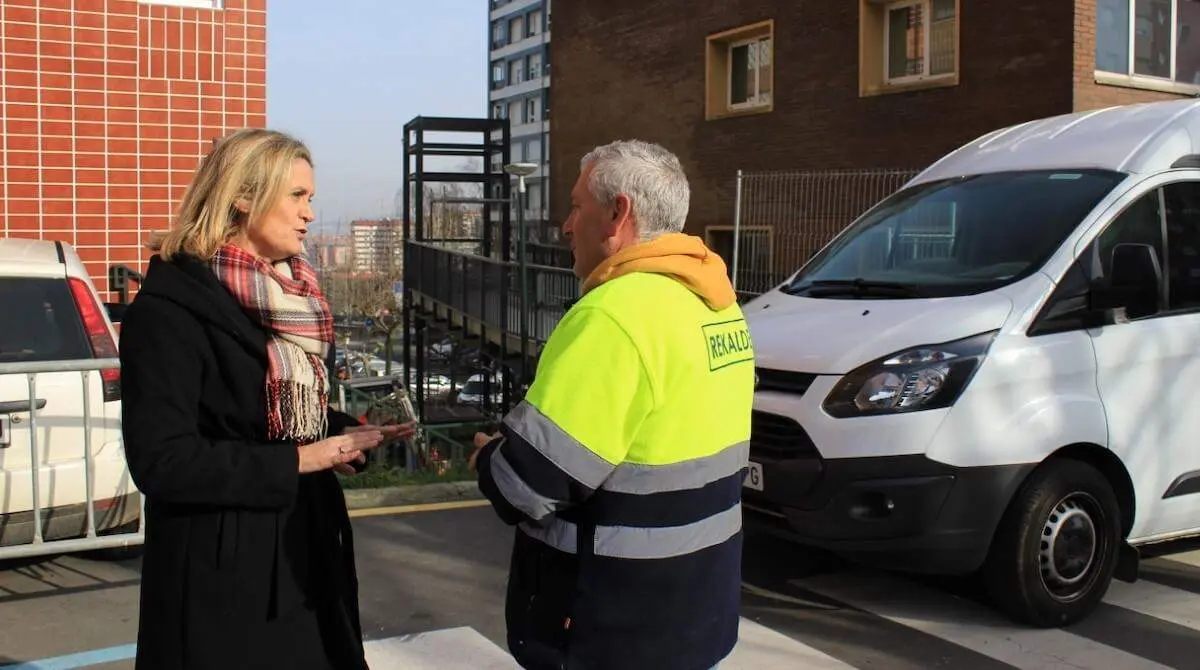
[3,503,1200,669]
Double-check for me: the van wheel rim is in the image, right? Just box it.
[1038,493,1102,601]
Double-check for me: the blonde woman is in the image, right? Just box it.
[120,128,409,669]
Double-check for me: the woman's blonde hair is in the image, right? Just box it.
[152,128,313,260]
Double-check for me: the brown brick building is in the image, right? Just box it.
[0,0,267,300]
[548,0,1199,259]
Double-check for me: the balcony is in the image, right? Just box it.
[490,0,542,21]
[490,31,551,61]
[490,74,551,101]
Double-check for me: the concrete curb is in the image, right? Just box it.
[341,480,483,509]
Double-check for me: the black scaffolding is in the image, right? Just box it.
[401,116,510,425]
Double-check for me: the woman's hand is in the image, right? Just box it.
[345,421,417,441]
[297,430,384,474]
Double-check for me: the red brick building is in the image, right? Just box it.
[548,0,1199,239]
[0,0,266,300]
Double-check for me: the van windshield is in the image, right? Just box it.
[785,169,1126,299]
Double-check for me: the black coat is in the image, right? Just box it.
[119,253,366,670]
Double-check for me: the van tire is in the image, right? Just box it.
[983,458,1121,628]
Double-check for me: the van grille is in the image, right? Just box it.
[750,411,819,460]
[755,368,817,396]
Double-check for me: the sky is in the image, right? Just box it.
[266,1,487,233]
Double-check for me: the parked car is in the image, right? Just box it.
[0,238,140,558]
[742,99,1200,628]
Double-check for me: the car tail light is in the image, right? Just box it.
[67,277,122,402]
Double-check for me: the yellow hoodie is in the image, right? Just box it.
[581,233,738,311]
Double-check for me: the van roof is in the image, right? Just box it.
[912,99,1200,186]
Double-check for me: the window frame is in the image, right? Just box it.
[705,20,775,120]
[882,0,957,85]
[883,1,928,85]
[726,36,773,111]
[1095,0,1200,92]
[859,0,959,97]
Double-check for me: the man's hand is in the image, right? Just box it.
[469,431,501,472]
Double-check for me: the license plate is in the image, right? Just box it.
[743,461,763,491]
[0,416,9,447]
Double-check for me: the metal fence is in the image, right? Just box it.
[0,359,144,561]
[405,240,578,346]
[727,168,922,297]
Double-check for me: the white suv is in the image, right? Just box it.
[0,238,140,557]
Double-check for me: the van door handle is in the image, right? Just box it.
[0,399,47,414]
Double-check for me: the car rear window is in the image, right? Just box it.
[0,277,92,363]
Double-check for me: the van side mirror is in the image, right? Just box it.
[1089,243,1163,319]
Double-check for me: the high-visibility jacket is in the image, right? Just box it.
[477,251,755,670]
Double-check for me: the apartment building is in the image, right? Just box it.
[350,218,401,275]
[488,0,551,236]
[0,0,267,301]
[548,0,1198,247]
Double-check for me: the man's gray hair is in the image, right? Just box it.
[580,139,690,242]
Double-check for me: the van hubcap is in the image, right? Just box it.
[1039,494,1100,600]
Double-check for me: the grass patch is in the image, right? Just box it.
[338,461,476,489]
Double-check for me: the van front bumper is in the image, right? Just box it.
[742,415,1035,575]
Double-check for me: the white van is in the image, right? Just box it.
[742,98,1200,628]
[0,238,140,558]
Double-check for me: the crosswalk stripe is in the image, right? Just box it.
[362,617,859,670]
[357,564,1200,670]
[1162,549,1200,569]
[795,570,1174,670]
[724,617,858,669]
[1103,577,1200,632]
[363,626,518,670]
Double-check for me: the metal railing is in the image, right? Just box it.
[405,240,579,345]
[0,358,143,561]
[729,168,922,297]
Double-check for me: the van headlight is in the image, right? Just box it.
[822,330,998,418]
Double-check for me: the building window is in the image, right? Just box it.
[524,98,538,123]
[529,10,543,37]
[508,59,524,85]
[860,0,959,96]
[491,20,506,49]
[509,16,525,45]
[491,61,505,90]
[706,20,774,120]
[729,37,772,109]
[528,51,544,78]
[1096,0,1200,86]
[883,0,957,82]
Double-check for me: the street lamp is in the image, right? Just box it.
[504,162,538,394]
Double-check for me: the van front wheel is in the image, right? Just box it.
[983,459,1121,628]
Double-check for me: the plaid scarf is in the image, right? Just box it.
[210,244,334,443]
